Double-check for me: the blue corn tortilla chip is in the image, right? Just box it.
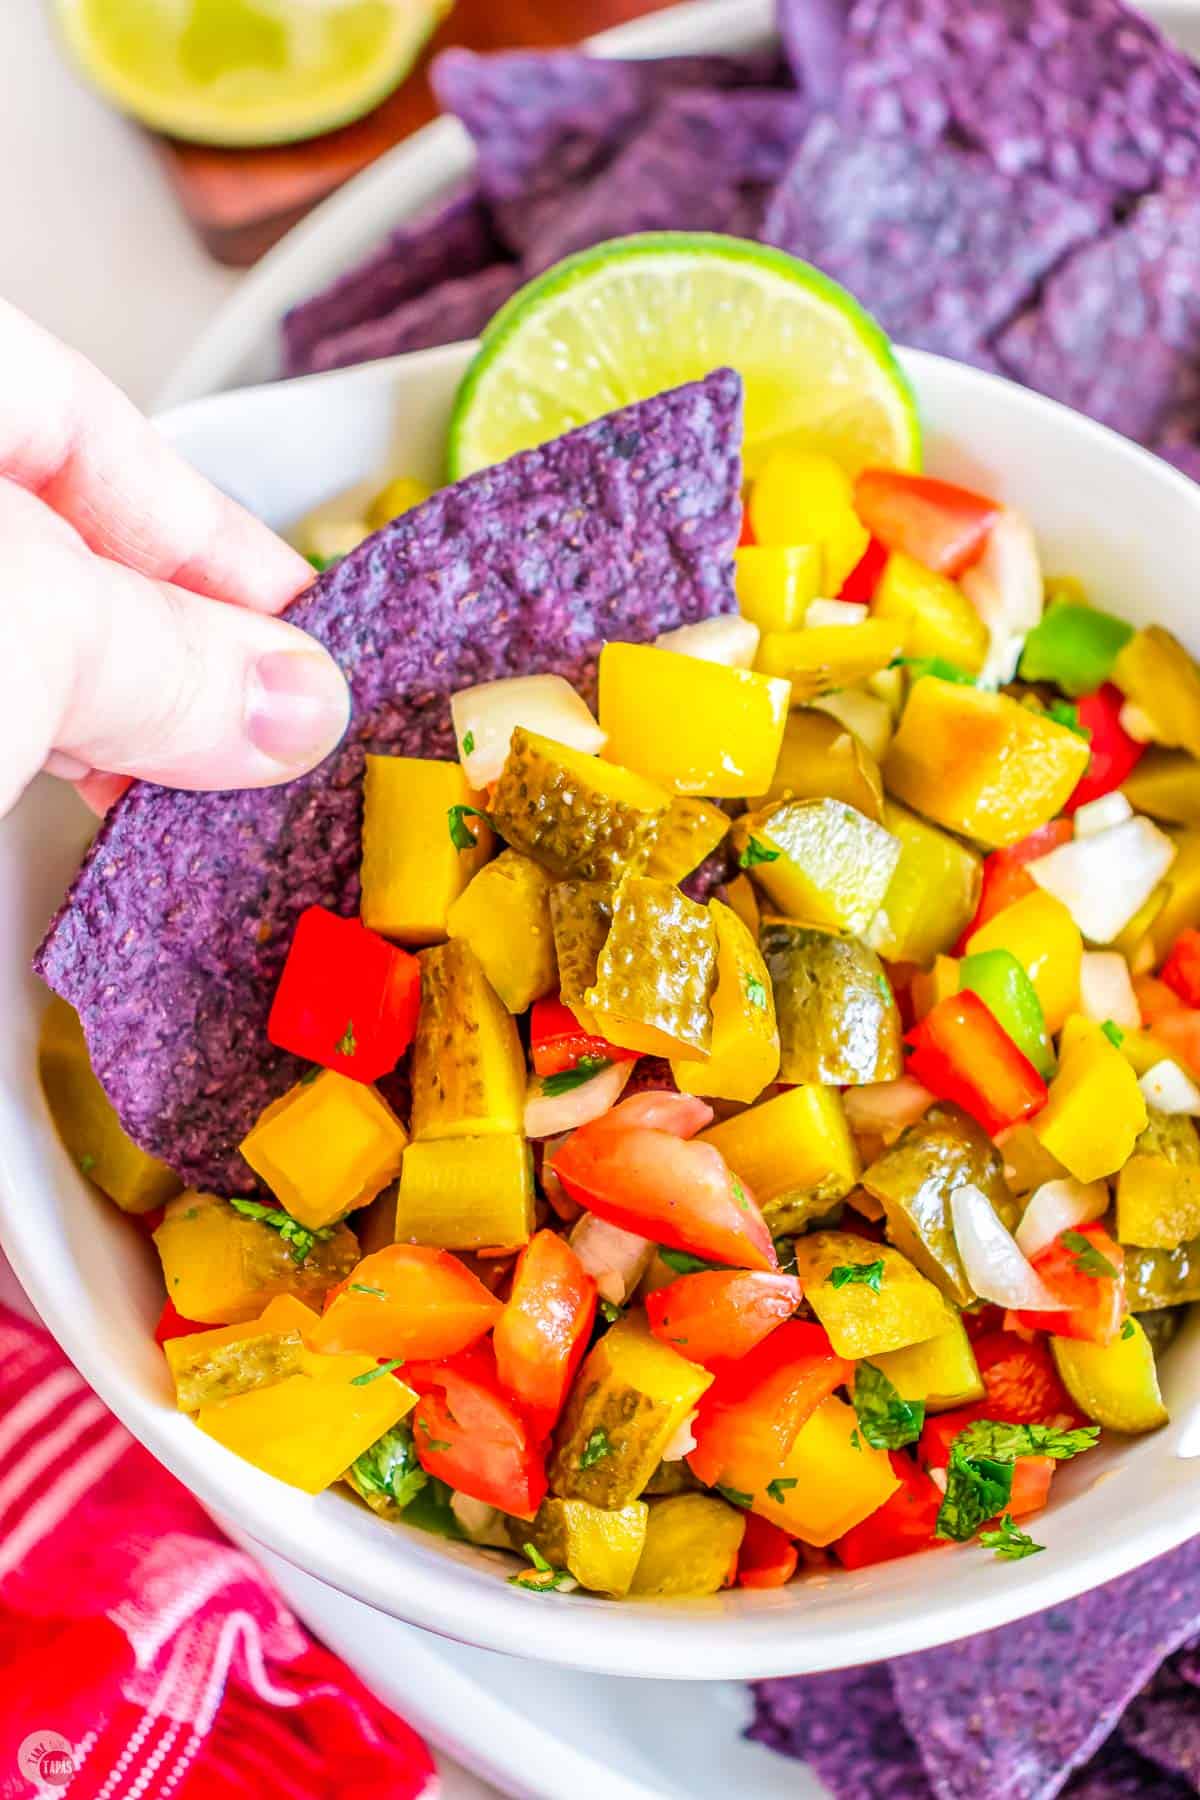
[304,264,522,374]
[994,185,1200,445]
[762,115,1104,362]
[281,185,502,377]
[525,90,810,276]
[35,371,743,1193]
[750,1663,932,1797]
[777,0,850,104]
[1065,1738,1194,1798]
[1121,1668,1200,1786]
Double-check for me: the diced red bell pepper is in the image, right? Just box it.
[962,1303,1005,1341]
[529,997,640,1078]
[971,1328,1082,1425]
[1161,928,1200,1009]
[1134,974,1183,1025]
[493,1229,596,1438]
[1010,1222,1126,1347]
[404,1343,547,1519]
[267,905,420,1083]
[154,1299,212,1345]
[737,505,755,549]
[853,470,1000,578]
[687,1321,850,1490]
[905,989,1047,1135]
[645,1270,803,1369]
[737,1513,799,1589]
[1132,976,1200,1076]
[1063,684,1146,814]
[954,819,1074,951]
[838,535,888,604]
[919,1409,1055,1522]
[834,1453,944,1569]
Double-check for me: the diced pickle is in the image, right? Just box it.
[733,798,900,936]
[585,876,717,1058]
[997,1123,1068,1197]
[239,1070,407,1231]
[672,900,779,1103]
[394,1135,534,1251]
[870,1314,984,1412]
[753,1394,901,1545]
[410,939,525,1139]
[1051,1317,1168,1434]
[489,728,670,880]
[360,754,492,945]
[446,850,558,1014]
[153,1192,359,1324]
[630,1493,746,1597]
[1138,1306,1186,1355]
[749,708,885,823]
[1116,1108,1200,1249]
[521,1497,649,1598]
[868,804,982,967]
[549,880,614,1029]
[1113,626,1200,759]
[1125,1237,1200,1310]
[38,996,182,1214]
[756,620,907,700]
[549,1312,712,1507]
[1148,830,1200,966]
[640,797,729,883]
[1123,750,1200,827]
[863,1102,1011,1305]
[792,1231,956,1358]
[643,1458,701,1496]
[762,923,903,1086]
[164,1295,316,1411]
[699,1085,859,1233]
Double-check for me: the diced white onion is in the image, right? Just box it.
[805,599,868,628]
[451,674,605,788]
[450,1494,514,1548]
[1028,816,1177,944]
[1015,1178,1109,1258]
[1079,951,1141,1030]
[1119,702,1157,745]
[951,1182,1072,1310]
[523,1060,633,1139]
[655,615,760,668]
[569,1213,655,1305]
[975,633,1026,692]
[660,1410,698,1462]
[1139,1059,1200,1115]
[1073,791,1133,838]
[811,688,894,762]
[960,508,1043,690]
[843,1077,935,1144]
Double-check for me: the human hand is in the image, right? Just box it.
[0,299,350,819]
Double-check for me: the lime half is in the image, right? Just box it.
[54,0,450,148]
[448,233,921,482]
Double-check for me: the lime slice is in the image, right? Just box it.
[448,233,921,482]
[54,0,450,148]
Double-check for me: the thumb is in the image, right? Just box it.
[1,480,350,814]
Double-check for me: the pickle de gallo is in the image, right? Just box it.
[43,429,1200,1601]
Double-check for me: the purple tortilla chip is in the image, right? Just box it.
[1154,437,1200,484]
[1064,1738,1193,1799]
[777,0,851,104]
[35,372,743,1193]
[1121,1668,1200,1786]
[525,90,811,276]
[431,47,787,255]
[304,264,522,374]
[281,185,502,376]
[839,0,1200,204]
[750,1664,932,1797]
[993,185,1200,445]
[762,115,1104,361]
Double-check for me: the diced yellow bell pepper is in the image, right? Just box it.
[756,620,907,700]
[698,1085,859,1232]
[585,876,717,1059]
[154,1192,359,1324]
[747,449,868,591]
[164,1295,319,1411]
[548,879,613,1032]
[753,1394,901,1545]
[365,475,431,531]
[965,889,1082,1033]
[446,849,557,1013]
[196,1349,416,1494]
[598,642,789,798]
[722,872,761,937]
[910,954,960,1022]
[1148,829,1200,965]
[732,798,901,936]
[672,901,780,1103]
[1034,1018,1148,1182]
[792,1231,956,1358]
[751,707,885,822]
[239,1070,407,1231]
[641,797,729,883]
[735,544,823,632]
[523,1497,649,1599]
[410,939,525,1138]
[884,679,1091,849]
[1113,626,1200,759]
[394,1134,534,1251]
[490,728,670,882]
[38,996,182,1214]
[1051,1317,1168,1434]
[870,1315,984,1413]
[360,755,492,945]
[872,552,988,673]
[630,1494,745,1597]
[869,803,982,966]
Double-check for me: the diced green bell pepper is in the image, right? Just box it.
[1018,598,1133,698]
[958,949,1054,1079]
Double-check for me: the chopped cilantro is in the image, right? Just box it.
[421,1436,452,1452]
[77,1153,96,1174]
[739,836,779,869]
[1062,1229,1119,1280]
[598,1299,622,1325]
[731,1177,749,1213]
[766,1477,798,1505]
[1046,698,1091,739]
[853,1360,925,1450]
[979,1513,1045,1562]
[828,1259,884,1294]
[229,1198,333,1266]
[579,1428,612,1470]
[936,1418,1099,1542]
[298,1066,321,1086]
[447,803,495,852]
[659,1247,724,1275]
[335,1019,357,1057]
[509,1542,573,1593]
[306,551,340,573]
[875,973,892,1004]
[402,1474,466,1541]
[895,655,976,687]
[773,1237,799,1276]
[541,1056,611,1098]
[849,1428,863,1451]
[462,729,475,755]
[744,973,768,1010]
[350,1358,404,1387]
[1100,1019,1125,1048]
[715,1484,753,1510]
[1121,1318,1136,1340]
[349,1282,388,1300]
[349,1424,427,1513]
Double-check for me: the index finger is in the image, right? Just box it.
[0,298,314,615]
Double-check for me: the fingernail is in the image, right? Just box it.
[246,651,350,769]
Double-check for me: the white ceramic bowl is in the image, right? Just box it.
[5,339,1200,1679]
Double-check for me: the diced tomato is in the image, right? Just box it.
[267,905,420,1083]
[315,1244,502,1362]
[134,1206,166,1238]
[1063,685,1146,814]
[1008,1456,1055,1518]
[737,1513,799,1589]
[154,1299,212,1345]
[737,505,755,548]
[971,1328,1082,1425]
[687,1321,850,1490]
[919,1409,1054,1522]
[1134,974,1184,1025]
[587,1089,713,1139]
[645,1270,802,1369]
[493,1230,596,1437]
[838,535,888,604]
[1161,929,1200,1009]
[834,1453,944,1569]
[529,997,639,1078]
[1011,1222,1126,1347]
[962,1303,1005,1342]
[1153,1008,1200,1078]
[404,1344,547,1519]
[905,990,1047,1135]
[954,820,1074,951]
[552,1106,776,1272]
[854,470,1000,578]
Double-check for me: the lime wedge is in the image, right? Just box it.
[448,233,921,482]
[54,0,450,147]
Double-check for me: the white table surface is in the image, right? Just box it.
[0,3,499,1792]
